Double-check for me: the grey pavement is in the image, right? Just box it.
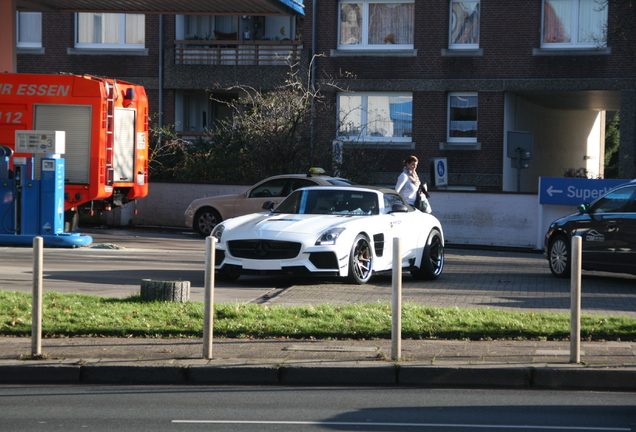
[0,337,635,390]
[1,227,635,390]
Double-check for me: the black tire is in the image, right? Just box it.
[64,210,79,233]
[193,207,222,237]
[347,234,373,284]
[216,273,240,282]
[411,228,444,280]
[548,235,571,278]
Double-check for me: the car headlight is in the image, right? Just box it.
[211,224,225,241]
[315,228,345,245]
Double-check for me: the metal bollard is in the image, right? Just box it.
[570,236,581,364]
[203,236,216,359]
[391,237,402,361]
[32,236,43,356]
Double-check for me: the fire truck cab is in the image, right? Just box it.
[0,73,149,231]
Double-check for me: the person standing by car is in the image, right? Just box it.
[396,155,421,205]
[395,155,431,213]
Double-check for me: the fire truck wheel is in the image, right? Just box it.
[64,210,79,232]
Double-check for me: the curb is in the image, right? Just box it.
[1,362,635,391]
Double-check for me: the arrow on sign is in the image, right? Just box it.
[547,185,563,197]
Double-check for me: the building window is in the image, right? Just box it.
[448,93,477,142]
[183,15,238,40]
[75,13,145,48]
[17,12,42,48]
[542,0,607,48]
[338,1,414,49]
[449,1,480,49]
[338,93,413,142]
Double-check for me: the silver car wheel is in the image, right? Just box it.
[348,234,373,284]
[549,235,570,278]
[194,207,221,238]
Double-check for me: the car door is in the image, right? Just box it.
[382,192,421,268]
[613,185,636,270]
[231,178,290,218]
[582,185,634,267]
[288,178,320,194]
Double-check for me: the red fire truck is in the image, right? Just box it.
[0,73,149,231]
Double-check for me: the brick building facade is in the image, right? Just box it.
[15,1,636,192]
[307,0,636,191]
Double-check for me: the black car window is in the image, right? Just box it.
[273,190,302,214]
[289,178,318,193]
[384,192,407,211]
[330,191,378,215]
[592,186,636,214]
[249,178,288,198]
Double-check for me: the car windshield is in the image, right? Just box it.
[591,186,636,214]
[274,189,379,215]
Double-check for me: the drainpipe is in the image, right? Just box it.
[310,0,317,157]
[158,14,164,146]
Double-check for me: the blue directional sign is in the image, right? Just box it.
[539,177,629,206]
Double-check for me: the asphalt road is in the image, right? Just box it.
[1,227,635,317]
[1,385,634,431]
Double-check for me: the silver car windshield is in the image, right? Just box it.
[274,189,379,215]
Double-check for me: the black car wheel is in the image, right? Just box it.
[548,234,571,278]
[348,234,373,284]
[411,228,444,280]
[193,207,222,238]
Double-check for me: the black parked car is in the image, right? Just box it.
[545,179,636,278]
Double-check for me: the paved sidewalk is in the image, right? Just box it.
[1,230,635,390]
[261,248,636,317]
[1,337,635,390]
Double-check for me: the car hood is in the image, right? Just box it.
[552,211,585,226]
[222,213,368,238]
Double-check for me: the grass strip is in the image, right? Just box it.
[1,290,635,341]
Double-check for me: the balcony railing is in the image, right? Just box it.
[174,40,303,66]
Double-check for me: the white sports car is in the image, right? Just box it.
[211,185,444,284]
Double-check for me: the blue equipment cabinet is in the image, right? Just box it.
[0,141,92,247]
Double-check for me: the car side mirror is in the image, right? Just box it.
[390,204,408,213]
[578,203,591,214]
[262,200,276,211]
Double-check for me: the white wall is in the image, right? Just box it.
[101,183,579,250]
[102,183,247,228]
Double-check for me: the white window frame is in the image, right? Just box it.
[449,1,480,50]
[338,0,414,50]
[75,13,145,49]
[447,92,478,143]
[337,92,413,143]
[16,12,42,48]
[541,0,607,49]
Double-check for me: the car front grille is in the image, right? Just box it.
[227,240,302,260]
[215,250,225,265]
[309,252,339,269]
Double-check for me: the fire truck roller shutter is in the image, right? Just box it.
[33,104,92,184]
[113,108,136,183]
